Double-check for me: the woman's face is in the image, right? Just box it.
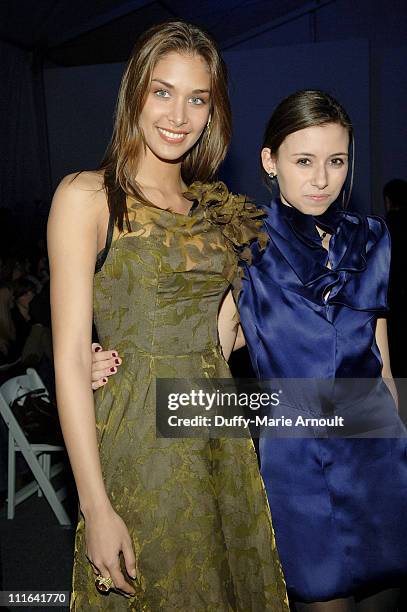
[17,289,35,307]
[262,123,350,215]
[139,52,211,164]
[12,261,23,281]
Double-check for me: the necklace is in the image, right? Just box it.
[320,231,328,240]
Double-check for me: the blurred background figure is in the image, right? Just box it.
[21,281,54,397]
[384,178,407,377]
[0,284,17,364]
[11,279,36,356]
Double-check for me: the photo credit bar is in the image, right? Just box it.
[156,378,407,439]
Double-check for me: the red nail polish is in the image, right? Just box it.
[103,378,107,383]
[115,358,120,365]
[112,352,117,357]
[95,346,102,352]
[110,367,116,372]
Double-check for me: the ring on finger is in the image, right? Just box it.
[95,574,113,592]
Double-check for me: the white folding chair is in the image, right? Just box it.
[0,368,70,525]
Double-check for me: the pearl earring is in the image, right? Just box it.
[268,172,276,180]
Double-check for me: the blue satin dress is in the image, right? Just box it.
[238,199,407,602]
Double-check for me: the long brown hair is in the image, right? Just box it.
[262,90,354,207]
[100,20,232,231]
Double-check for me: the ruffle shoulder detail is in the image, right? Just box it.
[185,181,268,263]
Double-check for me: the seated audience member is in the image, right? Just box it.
[11,279,36,354]
[22,282,55,397]
[0,283,17,364]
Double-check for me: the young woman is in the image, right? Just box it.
[94,90,407,611]
[237,90,407,612]
[48,20,288,612]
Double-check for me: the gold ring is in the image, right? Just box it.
[95,574,113,592]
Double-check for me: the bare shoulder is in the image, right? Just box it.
[48,171,108,251]
[59,169,104,190]
[50,170,107,221]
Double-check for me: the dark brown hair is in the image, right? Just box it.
[99,20,232,232]
[383,179,407,210]
[262,90,354,203]
[12,278,36,300]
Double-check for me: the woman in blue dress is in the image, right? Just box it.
[237,90,407,611]
[91,90,407,611]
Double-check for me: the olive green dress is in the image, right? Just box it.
[70,182,288,611]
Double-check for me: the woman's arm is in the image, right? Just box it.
[48,174,108,514]
[233,325,246,353]
[375,317,398,407]
[218,290,246,361]
[48,174,136,594]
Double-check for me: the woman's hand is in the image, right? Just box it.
[376,318,399,408]
[91,343,121,390]
[85,504,137,597]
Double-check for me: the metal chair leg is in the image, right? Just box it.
[7,431,16,520]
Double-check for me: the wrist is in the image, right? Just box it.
[80,495,112,520]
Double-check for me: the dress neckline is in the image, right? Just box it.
[274,197,343,248]
[127,194,200,218]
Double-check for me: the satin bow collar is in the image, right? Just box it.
[263,199,367,287]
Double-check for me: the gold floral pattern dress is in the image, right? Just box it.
[70,182,288,611]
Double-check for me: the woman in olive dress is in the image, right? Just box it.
[48,20,288,612]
